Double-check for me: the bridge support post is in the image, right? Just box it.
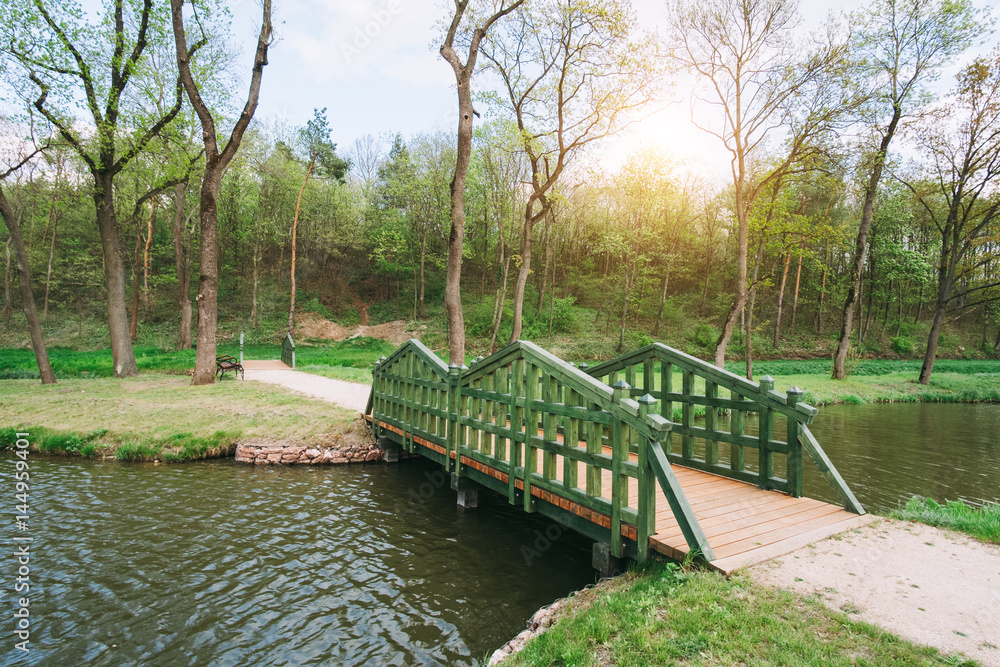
[451,473,478,509]
[592,542,625,578]
[380,437,401,463]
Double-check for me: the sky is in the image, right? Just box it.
[179,0,999,179]
[234,0,877,178]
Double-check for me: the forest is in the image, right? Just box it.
[1,0,999,385]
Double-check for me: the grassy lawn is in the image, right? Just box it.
[0,374,358,461]
[892,497,1000,545]
[0,337,395,380]
[502,562,976,667]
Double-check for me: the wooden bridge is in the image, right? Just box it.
[365,339,870,574]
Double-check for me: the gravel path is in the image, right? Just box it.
[244,369,370,413]
[750,518,1000,665]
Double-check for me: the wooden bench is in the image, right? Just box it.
[216,355,244,380]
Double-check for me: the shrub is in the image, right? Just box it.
[890,336,915,355]
[692,324,719,349]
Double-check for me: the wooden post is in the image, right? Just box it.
[611,379,630,558]
[704,381,718,466]
[580,363,601,497]
[510,358,526,506]
[730,389,744,472]
[456,364,468,477]
[758,375,775,489]
[786,386,804,497]
[447,363,460,475]
[523,362,539,513]
[681,370,694,460]
[637,393,657,562]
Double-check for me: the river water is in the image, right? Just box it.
[2,403,997,664]
[1,456,594,666]
[804,403,1000,511]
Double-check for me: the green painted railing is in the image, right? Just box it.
[281,333,296,369]
[369,339,713,561]
[368,339,864,563]
[585,343,863,514]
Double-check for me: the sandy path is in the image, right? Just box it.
[244,369,370,413]
[750,518,1000,665]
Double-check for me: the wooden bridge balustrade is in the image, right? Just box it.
[585,343,864,515]
[366,339,865,569]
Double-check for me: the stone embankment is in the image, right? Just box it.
[235,442,387,465]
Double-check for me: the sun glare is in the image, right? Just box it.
[596,105,732,182]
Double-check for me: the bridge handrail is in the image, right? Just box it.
[584,342,862,513]
[585,343,818,423]
[281,333,296,369]
[369,338,714,561]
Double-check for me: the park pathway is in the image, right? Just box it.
[243,365,369,413]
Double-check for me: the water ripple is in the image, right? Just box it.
[1,457,594,666]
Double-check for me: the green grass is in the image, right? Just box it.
[0,374,358,461]
[0,337,395,379]
[503,562,975,666]
[892,497,1000,545]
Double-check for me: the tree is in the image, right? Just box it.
[288,108,348,337]
[832,0,980,379]
[667,0,854,367]
[0,142,55,384]
[482,0,662,345]
[905,49,1000,384]
[170,0,272,384]
[440,0,525,364]
[2,0,194,377]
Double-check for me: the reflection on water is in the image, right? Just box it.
[805,403,1000,512]
[1,457,595,666]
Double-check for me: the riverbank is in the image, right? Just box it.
[494,550,988,666]
[0,374,362,461]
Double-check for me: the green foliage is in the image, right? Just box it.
[890,336,915,355]
[692,324,719,349]
[115,442,162,462]
[302,297,333,320]
[892,497,1000,545]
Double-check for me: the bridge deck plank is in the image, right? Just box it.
[366,416,870,573]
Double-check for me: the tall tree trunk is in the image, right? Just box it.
[171,0,272,384]
[441,0,522,363]
[0,186,55,384]
[288,159,315,337]
[2,236,12,325]
[94,172,140,377]
[509,197,539,344]
[489,257,511,354]
[744,240,765,380]
[43,206,58,320]
[143,196,157,309]
[418,229,427,319]
[130,214,142,342]
[250,240,260,328]
[536,214,552,315]
[773,251,791,348]
[617,261,635,353]
[790,250,803,337]
[816,239,828,334]
[833,111,902,379]
[173,183,192,350]
[653,261,672,336]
